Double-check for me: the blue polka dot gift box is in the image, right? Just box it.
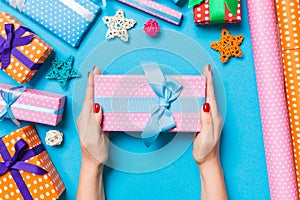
[4,0,102,48]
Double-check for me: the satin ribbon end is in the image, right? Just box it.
[12,119,20,127]
[102,0,107,8]
[142,136,157,148]
[188,0,204,8]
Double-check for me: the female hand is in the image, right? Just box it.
[76,67,109,167]
[192,65,227,200]
[193,64,223,167]
[77,67,108,200]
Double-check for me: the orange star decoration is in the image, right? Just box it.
[210,29,244,63]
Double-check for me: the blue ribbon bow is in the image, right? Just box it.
[141,63,183,147]
[0,23,34,70]
[0,138,47,200]
[0,86,25,126]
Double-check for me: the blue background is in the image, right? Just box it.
[0,0,270,199]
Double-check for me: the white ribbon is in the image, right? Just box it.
[9,0,97,21]
[102,0,106,7]
[59,0,95,21]
[9,0,26,11]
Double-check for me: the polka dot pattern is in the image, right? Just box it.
[117,0,183,25]
[0,83,66,126]
[95,75,206,97]
[20,0,101,47]
[275,0,300,197]
[193,0,242,25]
[94,75,206,132]
[102,113,201,132]
[0,125,65,199]
[0,12,53,84]
[276,0,300,51]
[247,0,298,199]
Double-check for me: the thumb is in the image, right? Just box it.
[94,103,103,125]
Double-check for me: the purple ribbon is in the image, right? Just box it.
[0,23,42,70]
[0,138,47,200]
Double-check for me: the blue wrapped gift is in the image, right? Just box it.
[5,0,101,48]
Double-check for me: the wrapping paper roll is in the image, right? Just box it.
[246,0,298,199]
[275,0,300,197]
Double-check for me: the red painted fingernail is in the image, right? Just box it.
[93,66,96,71]
[94,103,100,113]
[203,103,210,113]
[208,65,213,77]
[87,72,90,78]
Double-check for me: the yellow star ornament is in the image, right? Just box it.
[210,29,244,63]
[102,9,136,42]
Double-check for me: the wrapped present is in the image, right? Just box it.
[117,0,183,25]
[189,0,242,25]
[0,125,65,200]
[247,0,298,198]
[0,84,66,126]
[0,12,53,84]
[94,63,206,146]
[5,0,102,48]
[275,0,300,197]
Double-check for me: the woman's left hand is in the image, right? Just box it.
[76,67,109,167]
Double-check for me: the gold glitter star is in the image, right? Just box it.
[210,29,244,63]
[102,9,136,42]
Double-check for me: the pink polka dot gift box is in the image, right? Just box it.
[190,0,242,25]
[0,125,65,200]
[0,84,66,126]
[94,63,206,146]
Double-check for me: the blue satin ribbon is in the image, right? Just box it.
[141,63,183,147]
[0,86,25,126]
[0,138,47,200]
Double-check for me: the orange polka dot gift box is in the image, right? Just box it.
[0,12,53,84]
[189,0,242,25]
[0,125,65,200]
[0,84,66,126]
